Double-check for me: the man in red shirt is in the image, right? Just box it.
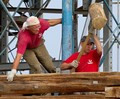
[7,16,61,81]
[60,34,102,72]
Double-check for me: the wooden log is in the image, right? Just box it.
[0,81,106,94]
[105,87,120,98]
[1,72,120,83]
[0,72,120,95]
[1,72,120,81]
[0,94,106,99]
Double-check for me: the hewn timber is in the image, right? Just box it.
[0,94,106,99]
[105,87,120,98]
[0,72,120,95]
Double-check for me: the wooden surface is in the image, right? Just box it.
[0,72,120,98]
[0,94,106,99]
[105,87,120,98]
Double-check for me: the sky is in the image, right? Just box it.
[8,0,120,72]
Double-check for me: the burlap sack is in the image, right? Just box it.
[89,3,107,30]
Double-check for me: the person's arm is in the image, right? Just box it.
[60,60,78,70]
[12,53,23,69]
[47,18,62,26]
[7,53,23,81]
[61,63,73,70]
[93,34,102,55]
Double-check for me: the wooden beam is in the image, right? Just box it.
[0,94,106,99]
[0,72,120,95]
[105,87,120,98]
[0,75,105,94]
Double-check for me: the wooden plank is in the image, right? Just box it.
[0,72,120,95]
[1,72,120,84]
[0,80,105,94]
[0,94,106,99]
[1,72,120,80]
[105,87,120,98]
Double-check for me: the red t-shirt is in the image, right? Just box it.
[17,18,50,54]
[63,50,102,72]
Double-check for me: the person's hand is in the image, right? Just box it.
[69,60,79,68]
[7,69,16,81]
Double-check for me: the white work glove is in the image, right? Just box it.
[7,69,16,81]
[69,60,79,68]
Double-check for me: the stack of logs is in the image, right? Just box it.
[0,72,120,99]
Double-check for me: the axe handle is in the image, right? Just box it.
[70,32,94,73]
